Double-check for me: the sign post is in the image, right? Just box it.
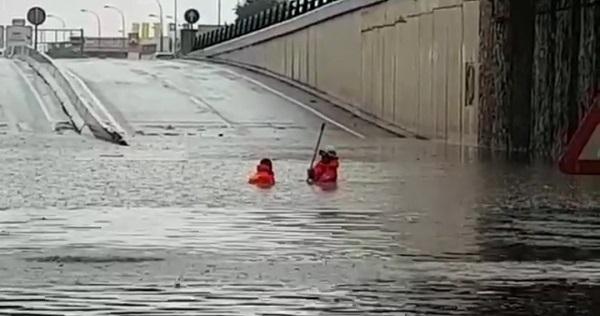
[181,9,200,55]
[27,7,46,50]
[0,26,4,51]
[184,9,200,26]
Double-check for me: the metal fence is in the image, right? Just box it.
[194,0,340,50]
[37,28,85,57]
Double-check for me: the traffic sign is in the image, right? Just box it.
[560,106,600,175]
[27,7,46,26]
[185,9,200,25]
[27,7,46,51]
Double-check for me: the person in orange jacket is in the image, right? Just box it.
[307,145,339,184]
[249,158,275,188]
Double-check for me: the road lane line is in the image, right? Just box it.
[222,69,366,139]
[66,69,127,136]
[10,61,54,129]
[189,96,234,128]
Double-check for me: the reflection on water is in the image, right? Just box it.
[0,135,599,315]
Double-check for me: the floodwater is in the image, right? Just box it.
[1,59,600,315]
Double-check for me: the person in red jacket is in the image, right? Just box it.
[249,158,276,188]
[307,145,339,184]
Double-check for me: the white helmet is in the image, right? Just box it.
[322,145,337,157]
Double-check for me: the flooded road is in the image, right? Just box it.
[1,59,600,315]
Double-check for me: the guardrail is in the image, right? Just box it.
[9,45,127,145]
[194,0,340,50]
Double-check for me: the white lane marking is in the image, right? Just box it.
[221,69,366,139]
[10,61,54,128]
[189,96,234,128]
[66,69,127,136]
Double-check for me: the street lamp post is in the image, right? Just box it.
[47,14,66,28]
[173,0,178,55]
[149,14,173,20]
[81,9,102,38]
[47,14,67,42]
[104,5,126,37]
[104,4,126,49]
[154,0,164,52]
[218,0,222,26]
[149,14,176,53]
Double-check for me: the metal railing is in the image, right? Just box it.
[194,0,339,50]
[9,45,127,145]
[37,28,85,57]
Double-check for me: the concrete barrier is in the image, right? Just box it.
[193,0,480,146]
[10,46,127,145]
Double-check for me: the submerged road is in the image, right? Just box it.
[0,59,54,133]
[0,58,599,315]
[56,59,382,141]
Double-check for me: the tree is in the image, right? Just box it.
[235,0,283,20]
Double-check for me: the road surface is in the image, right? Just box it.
[57,59,385,142]
[0,59,56,133]
[0,58,599,315]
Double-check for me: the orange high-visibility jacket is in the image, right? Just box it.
[249,164,275,188]
[312,158,339,183]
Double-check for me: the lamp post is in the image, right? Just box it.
[81,9,102,38]
[47,14,67,43]
[154,0,164,52]
[218,0,222,26]
[47,14,66,28]
[104,4,126,49]
[149,14,175,53]
[149,14,173,20]
[104,4,126,37]
[173,0,178,55]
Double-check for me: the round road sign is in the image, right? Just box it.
[184,9,200,25]
[27,7,46,26]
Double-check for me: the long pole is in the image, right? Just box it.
[218,0,222,25]
[104,6,126,36]
[155,0,164,52]
[47,14,66,28]
[309,123,326,168]
[307,123,326,183]
[93,12,101,38]
[81,9,101,38]
[173,0,178,54]
[104,5,126,47]
[47,14,67,42]
[34,25,38,51]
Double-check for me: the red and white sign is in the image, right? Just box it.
[560,104,600,175]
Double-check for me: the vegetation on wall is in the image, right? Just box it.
[235,0,284,20]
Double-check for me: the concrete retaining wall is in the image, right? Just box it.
[195,0,480,144]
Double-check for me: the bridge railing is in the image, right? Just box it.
[194,0,339,51]
[9,45,127,145]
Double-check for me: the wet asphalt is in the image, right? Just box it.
[0,59,599,315]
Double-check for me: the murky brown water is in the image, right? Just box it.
[1,131,599,316]
[0,57,598,315]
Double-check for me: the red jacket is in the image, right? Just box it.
[249,164,275,188]
[312,158,339,183]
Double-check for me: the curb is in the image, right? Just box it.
[14,47,128,146]
[183,56,425,140]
